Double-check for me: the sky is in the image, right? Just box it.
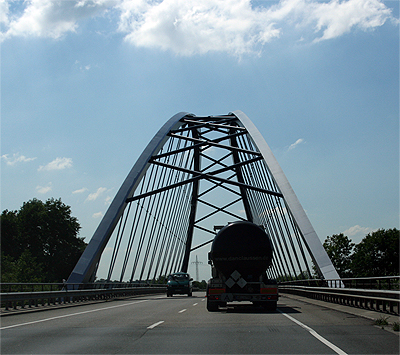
[1,0,399,281]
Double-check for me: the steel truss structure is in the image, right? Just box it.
[67,111,340,284]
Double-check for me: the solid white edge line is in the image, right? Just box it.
[278,310,348,355]
[1,299,149,330]
[147,320,164,329]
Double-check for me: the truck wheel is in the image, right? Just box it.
[206,300,219,312]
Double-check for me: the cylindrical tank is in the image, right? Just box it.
[210,221,273,280]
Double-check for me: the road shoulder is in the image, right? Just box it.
[280,292,400,335]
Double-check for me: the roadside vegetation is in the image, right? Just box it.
[323,229,399,278]
[1,198,86,283]
[374,316,399,332]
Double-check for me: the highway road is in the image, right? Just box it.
[1,292,399,354]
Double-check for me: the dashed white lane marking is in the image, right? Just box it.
[278,310,347,355]
[1,299,149,330]
[147,321,164,329]
[193,303,198,306]
[178,309,187,313]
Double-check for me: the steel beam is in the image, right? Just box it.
[181,124,200,272]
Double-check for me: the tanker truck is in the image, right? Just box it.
[206,221,278,312]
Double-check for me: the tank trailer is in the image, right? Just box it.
[206,221,278,311]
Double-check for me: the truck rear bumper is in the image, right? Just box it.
[220,292,278,303]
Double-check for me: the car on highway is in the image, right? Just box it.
[166,272,193,297]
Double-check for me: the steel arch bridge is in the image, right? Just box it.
[67,111,340,284]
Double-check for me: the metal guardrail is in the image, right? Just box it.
[279,276,400,290]
[326,276,400,290]
[3,277,399,314]
[279,276,400,315]
[0,282,159,293]
[1,284,167,312]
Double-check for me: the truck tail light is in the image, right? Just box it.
[207,288,225,299]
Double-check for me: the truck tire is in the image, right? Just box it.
[206,299,219,312]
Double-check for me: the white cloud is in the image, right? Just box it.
[75,60,93,71]
[118,0,281,56]
[1,153,37,165]
[73,187,88,194]
[107,0,399,55]
[288,138,305,151]
[343,224,375,237]
[38,157,73,171]
[308,0,394,42]
[1,0,396,54]
[36,182,52,194]
[86,187,107,201]
[0,0,9,26]
[93,211,104,218]
[1,0,115,40]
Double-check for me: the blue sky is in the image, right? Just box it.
[1,0,399,280]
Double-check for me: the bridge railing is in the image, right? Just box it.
[279,276,400,290]
[279,276,400,315]
[0,282,167,312]
[0,281,159,293]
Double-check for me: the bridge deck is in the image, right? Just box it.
[1,292,398,354]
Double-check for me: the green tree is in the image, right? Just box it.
[351,228,399,277]
[1,198,86,282]
[192,280,207,290]
[1,252,17,283]
[1,250,44,283]
[323,233,355,278]
[1,210,22,259]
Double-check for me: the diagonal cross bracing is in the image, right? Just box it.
[67,111,340,285]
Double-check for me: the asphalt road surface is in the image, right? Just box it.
[1,292,399,354]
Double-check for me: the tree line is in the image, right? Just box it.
[322,229,399,278]
[1,198,86,283]
[1,197,398,283]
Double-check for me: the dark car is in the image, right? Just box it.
[167,272,193,297]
